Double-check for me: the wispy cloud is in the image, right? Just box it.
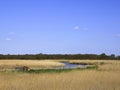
[74,26,80,30]
[4,32,15,41]
[116,34,120,37]
[73,26,88,31]
[82,27,88,31]
[9,32,15,35]
[6,38,12,41]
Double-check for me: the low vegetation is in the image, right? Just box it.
[68,60,120,71]
[0,60,64,71]
[0,60,120,90]
[0,70,120,90]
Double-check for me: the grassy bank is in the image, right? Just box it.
[27,68,73,73]
[0,60,64,70]
[26,65,98,73]
[0,60,120,90]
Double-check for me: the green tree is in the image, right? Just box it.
[110,54,115,59]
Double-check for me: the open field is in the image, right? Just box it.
[67,60,120,71]
[0,60,120,90]
[0,70,120,90]
[0,60,64,70]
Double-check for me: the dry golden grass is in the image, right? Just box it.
[69,60,115,65]
[0,60,64,70]
[0,60,120,90]
[0,70,120,90]
[68,60,120,71]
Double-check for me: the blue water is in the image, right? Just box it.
[62,62,87,69]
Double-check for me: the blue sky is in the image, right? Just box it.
[0,0,120,55]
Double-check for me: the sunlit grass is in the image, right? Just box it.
[0,60,120,90]
[0,60,64,70]
[0,70,120,90]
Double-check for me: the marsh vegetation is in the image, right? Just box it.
[0,60,120,90]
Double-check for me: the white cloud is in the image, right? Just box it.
[73,26,89,31]
[6,38,12,41]
[74,26,80,30]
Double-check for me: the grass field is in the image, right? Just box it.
[0,60,120,90]
[68,60,120,71]
[0,60,64,70]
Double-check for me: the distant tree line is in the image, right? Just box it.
[0,53,120,60]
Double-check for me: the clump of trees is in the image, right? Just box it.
[0,53,119,60]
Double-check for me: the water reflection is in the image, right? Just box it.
[62,62,87,69]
